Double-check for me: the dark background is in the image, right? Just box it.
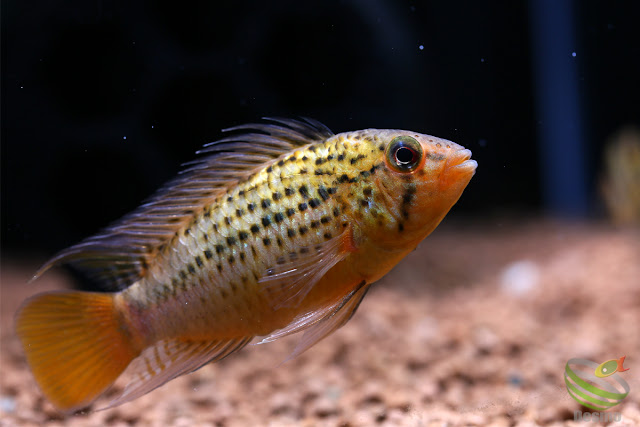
[2,0,639,255]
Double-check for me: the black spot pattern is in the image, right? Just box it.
[318,187,330,201]
[299,185,309,198]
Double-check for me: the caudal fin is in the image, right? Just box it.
[15,291,138,412]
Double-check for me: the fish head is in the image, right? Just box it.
[346,129,477,250]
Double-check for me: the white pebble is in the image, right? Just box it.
[500,260,540,297]
[0,396,16,413]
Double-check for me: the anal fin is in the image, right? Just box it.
[103,336,252,409]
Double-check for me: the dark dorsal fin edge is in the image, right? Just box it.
[33,118,334,291]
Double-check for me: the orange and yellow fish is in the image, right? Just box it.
[16,118,477,412]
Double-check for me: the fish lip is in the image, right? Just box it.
[447,149,477,173]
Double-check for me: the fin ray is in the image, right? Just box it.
[104,336,252,409]
[15,291,137,413]
[257,281,371,358]
[257,303,339,345]
[288,282,370,360]
[259,226,355,309]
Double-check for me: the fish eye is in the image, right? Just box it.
[385,136,423,172]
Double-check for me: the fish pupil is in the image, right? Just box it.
[395,146,416,165]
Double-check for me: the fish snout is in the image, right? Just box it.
[435,147,477,191]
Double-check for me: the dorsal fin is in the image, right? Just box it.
[34,118,334,290]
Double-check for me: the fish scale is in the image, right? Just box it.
[15,118,477,412]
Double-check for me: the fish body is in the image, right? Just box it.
[16,119,477,412]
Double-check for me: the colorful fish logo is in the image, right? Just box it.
[565,357,630,411]
[594,356,629,378]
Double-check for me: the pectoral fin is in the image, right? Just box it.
[259,226,356,310]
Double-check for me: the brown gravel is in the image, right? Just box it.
[1,220,639,426]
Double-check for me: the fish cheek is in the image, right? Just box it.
[413,179,449,219]
[376,168,404,201]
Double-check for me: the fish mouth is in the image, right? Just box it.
[447,149,477,175]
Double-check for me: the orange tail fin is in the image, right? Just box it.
[15,291,138,412]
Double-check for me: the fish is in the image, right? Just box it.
[594,356,629,378]
[15,118,477,412]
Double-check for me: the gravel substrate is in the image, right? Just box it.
[2,220,639,426]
